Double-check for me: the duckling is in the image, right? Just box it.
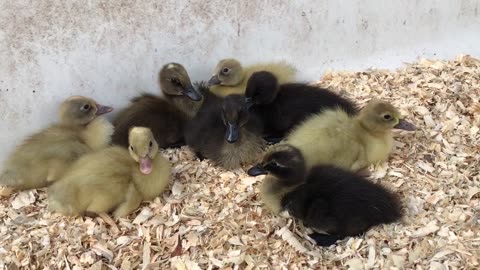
[284,99,416,172]
[48,127,171,218]
[0,96,114,190]
[184,95,265,169]
[111,63,204,148]
[248,144,403,246]
[208,58,297,97]
[244,71,358,143]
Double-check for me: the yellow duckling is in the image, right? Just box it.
[283,99,416,172]
[208,58,297,97]
[48,127,171,218]
[0,96,113,190]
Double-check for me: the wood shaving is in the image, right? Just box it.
[1,55,479,269]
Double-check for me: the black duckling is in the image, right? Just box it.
[184,94,265,169]
[0,96,114,190]
[111,63,203,148]
[208,58,297,97]
[248,144,403,247]
[244,71,358,143]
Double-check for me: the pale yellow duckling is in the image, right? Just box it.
[48,127,171,218]
[0,96,113,190]
[208,58,297,97]
[283,99,416,172]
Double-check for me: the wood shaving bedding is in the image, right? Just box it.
[1,55,479,269]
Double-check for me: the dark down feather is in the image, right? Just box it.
[112,94,187,148]
[281,165,403,246]
[245,71,358,141]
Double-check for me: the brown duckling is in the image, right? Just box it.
[48,127,171,218]
[244,71,358,143]
[184,95,265,169]
[248,144,403,246]
[111,63,203,148]
[284,99,416,172]
[208,58,297,97]
[0,96,114,190]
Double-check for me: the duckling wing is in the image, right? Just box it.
[48,147,133,215]
[1,125,92,189]
[286,110,363,170]
[112,96,186,148]
[281,165,402,245]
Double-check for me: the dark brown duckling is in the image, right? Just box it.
[244,71,358,143]
[184,95,265,169]
[112,63,203,148]
[248,144,403,247]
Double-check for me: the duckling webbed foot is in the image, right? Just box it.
[308,233,342,246]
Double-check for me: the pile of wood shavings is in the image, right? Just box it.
[1,55,479,269]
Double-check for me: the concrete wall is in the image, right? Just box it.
[0,0,479,165]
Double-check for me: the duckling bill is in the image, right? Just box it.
[184,94,265,169]
[248,144,403,246]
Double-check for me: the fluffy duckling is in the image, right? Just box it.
[184,95,265,169]
[248,144,403,246]
[244,71,358,143]
[48,127,171,218]
[284,99,416,172]
[112,63,203,148]
[0,96,113,190]
[208,58,297,97]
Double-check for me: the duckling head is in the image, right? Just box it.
[59,96,113,126]
[221,95,250,144]
[128,127,160,175]
[248,144,306,186]
[208,58,244,87]
[244,71,279,109]
[159,63,202,101]
[359,100,416,133]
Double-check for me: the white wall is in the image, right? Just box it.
[0,0,479,165]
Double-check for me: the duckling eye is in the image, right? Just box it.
[149,141,153,148]
[383,114,392,120]
[81,104,90,111]
[129,145,135,152]
[269,160,283,168]
[170,78,181,86]
[222,67,230,74]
